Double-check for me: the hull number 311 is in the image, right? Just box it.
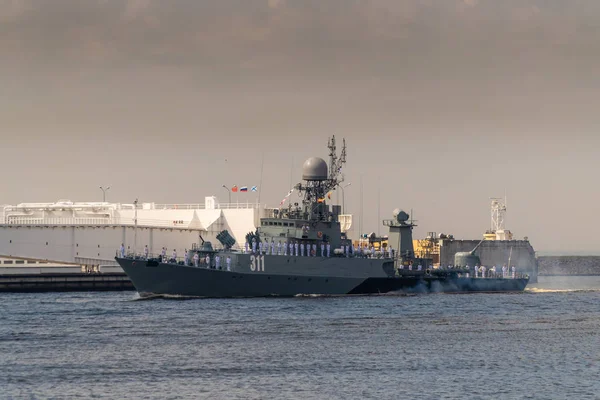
[250,255,266,272]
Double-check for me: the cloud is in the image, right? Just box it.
[122,0,151,20]
[0,0,32,22]
[267,0,284,9]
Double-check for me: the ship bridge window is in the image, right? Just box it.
[3,260,13,264]
[15,260,25,264]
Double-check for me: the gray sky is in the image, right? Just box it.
[2,0,600,253]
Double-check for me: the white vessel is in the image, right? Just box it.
[0,197,276,268]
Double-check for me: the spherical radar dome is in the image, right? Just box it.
[302,157,328,181]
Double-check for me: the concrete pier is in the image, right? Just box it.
[0,257,133,292]
[0,272,133,293]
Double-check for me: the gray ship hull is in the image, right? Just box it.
[116,256,529,298]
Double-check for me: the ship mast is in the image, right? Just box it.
[294,136,347,216]
[327,135,346,191]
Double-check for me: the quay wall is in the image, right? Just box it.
[538,256,600,275]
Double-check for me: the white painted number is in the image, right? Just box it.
[250,255,266,272]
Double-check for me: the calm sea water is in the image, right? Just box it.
[1,276,599,400]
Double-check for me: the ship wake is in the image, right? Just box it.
[129,293,206,301]
[526,288,600,294]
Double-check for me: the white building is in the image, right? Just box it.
[0,197,274,267]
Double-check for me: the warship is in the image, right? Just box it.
[115,137,529,298]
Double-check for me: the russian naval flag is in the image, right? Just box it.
[251,186,258,192]
[240,186,248,192]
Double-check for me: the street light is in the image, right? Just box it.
[222,185,231,204]
[99,186,111,202]
[339,182,351,214]
[133,198,138,255]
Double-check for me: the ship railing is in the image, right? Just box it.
[472,272,529,279]
[148,203,267,210]
[4,217,112,225]
[123,251,229,269]
[1,217,209,229]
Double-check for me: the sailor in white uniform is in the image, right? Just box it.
[244,241,249,254]
[481,265,486,278]
[271,240,275,256]
[312,243,317,257]
[321,243,325,257]
[259,241,263,255]
[300,242,305,257]
[326,242,331,257]
[205,254,211,268]
[278,241,282,255]
[473,265,479,278]
[511,266,516,278]
[215,254,221,270]
[144,245,149,259]
[417,264,422,271]
[119,243,125,258]
[294,242,299,257]
[226,256,231,271]
[184,250,189,266]
[502,265,507,278]
[172,249,177,263]
[252,239,257,254]
[345,245,350,258]
[161,247,166,261]
[408,263,412,271]
[193,252,199,267]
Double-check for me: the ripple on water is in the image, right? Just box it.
[0,277,599,399]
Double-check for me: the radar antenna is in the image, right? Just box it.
[327,135,347,191]
[293,136,348,215]
[490,197,506,233]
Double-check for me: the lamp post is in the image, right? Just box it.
[99,186,111,202]
[339,182,351,214]
[133,198,138,255]
[222,185,231,205]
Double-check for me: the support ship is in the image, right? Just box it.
[115,137,529,298]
